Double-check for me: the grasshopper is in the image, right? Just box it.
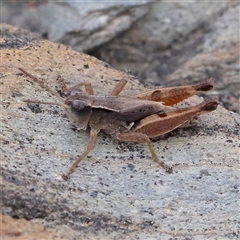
[18,68,219,180]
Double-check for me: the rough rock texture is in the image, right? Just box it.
[2,1,239,113]
[94,1,240,113]
[1,25,239,239]
[1,213,79,240]
[1,1,149,52]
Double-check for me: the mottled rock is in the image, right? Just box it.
[1,26,239,239]
[2,1,239,113]
[1,1,149,52]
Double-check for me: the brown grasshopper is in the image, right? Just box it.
[18,68,219,180]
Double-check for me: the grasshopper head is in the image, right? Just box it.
[64,90,92,130]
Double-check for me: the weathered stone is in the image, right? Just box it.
[1,27,239,239]
[1,1,149,52]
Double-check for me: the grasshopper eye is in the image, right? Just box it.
[71,100,93,117]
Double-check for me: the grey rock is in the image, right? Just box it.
[203,4,240,53]
[95,1,231,78]
[2,1,239,112]
[1,1,150,51]
[1,27,239,239]
[94,1,240,113]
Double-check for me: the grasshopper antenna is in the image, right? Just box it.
[23,100,64,106]
[18,68,65,107]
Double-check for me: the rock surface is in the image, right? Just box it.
[1,25,239,239]
[1,213,78,240]
[94,1,240,113]
[1,1,149,52]
[2,1,239,113]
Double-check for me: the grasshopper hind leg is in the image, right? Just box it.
[135,78,214,106]
[116,132,172,173]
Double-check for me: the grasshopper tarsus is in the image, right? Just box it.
[195,78,214,91]
[166,167,173,174]
[62,174,70,181]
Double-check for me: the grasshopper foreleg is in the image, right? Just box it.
[62,128,99,180]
